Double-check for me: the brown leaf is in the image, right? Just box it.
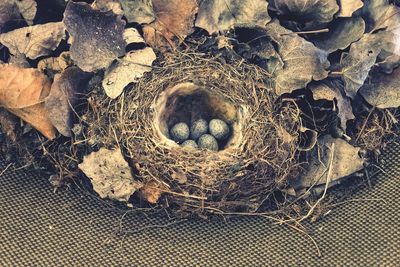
[78,148,143,202]
[337,0,364,17]
[102,47,156,99]
[0,1,20,33]
[265,20,330,95]
[291,135,364,190]
[0,0,37,32]
[92,0,123,15]
[359,67,400,108]
[45,67,92,137]
[362,0,400,73]
[143,0,198,50]
[0,22,66,60]
[309,80,355,130]
[140,180,168,204]
[339,33,382,97]
[37,52,73,74]
[0,108,17,142]
[269,0,339,30]
[63,1,126,72]
[14,0,37,25]
[311,17,365,53]
[119,0,155,24]
[0,64,57,139]
[195,0,270,35]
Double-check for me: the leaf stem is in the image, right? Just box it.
[280,28,329,36]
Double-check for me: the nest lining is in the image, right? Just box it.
[154,82,245,150]
[81,51,302,214]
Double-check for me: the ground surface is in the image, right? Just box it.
[0,142,399,266]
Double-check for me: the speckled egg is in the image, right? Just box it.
[170,122,189,143]
[190,119,208,140]
[181,140,198,149]
[198,134,219,151]
[209,119,230,140]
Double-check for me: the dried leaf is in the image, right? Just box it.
[0,109,17,142]
[0,0,37,31]
[309,80,355,130]
[92,0,123,15]
[14,0,36,25]
[233,27,283,74]
[361,1,400,73]
[0,22,65,60]
[45,67,92,137]
[291,135,364,190]
[37,52,73,73]
[311,17,365,53]
[337,0,364,17]
[124,28,145,44]
[78,148,143,202]
[143,0,198,50]
[359,67,400,108]
[0,64,57,139]
[119,0,155,24]
[339,32,390,97]
[195,0,270,35]
[0,1,20,33]
[103,47,156,99]
[265,20,330,95]
[63,1,126,72]
[362,0,399,31]
[140,180,168,204]
[269,0,339,30]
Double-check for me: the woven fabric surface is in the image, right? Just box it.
[0,142,399,266]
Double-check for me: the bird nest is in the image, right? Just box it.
[81,51,302,214]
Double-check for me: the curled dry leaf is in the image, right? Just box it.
[291,135,364,190]
[269,0,339,30]
[311,17,365,53]
[45,67,92,137]
[37,52,73,74]
[359,67,400,108]
[143,0,198,50]
[195,0,270,35]
[265,20,330,95]
[78,148,143,202]
[63,1,126,72]
[92,0,123,15]
[309,80,355,130]
[103,47,156,99]
[119,0,155,24]
[0,64,57,139]
[337,0,364,17]
[0,22,66,60]
[140,180,168,204]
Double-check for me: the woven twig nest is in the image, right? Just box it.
[83,52,302,214]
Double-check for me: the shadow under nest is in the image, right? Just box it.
[77,51,303,215]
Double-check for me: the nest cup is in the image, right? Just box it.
[153,83,246,150]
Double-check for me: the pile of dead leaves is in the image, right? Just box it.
[0,0,399,215]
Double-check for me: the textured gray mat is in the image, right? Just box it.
[0,142,399,266]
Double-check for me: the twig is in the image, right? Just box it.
[356,107,375,142]
[0,163,13,177]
